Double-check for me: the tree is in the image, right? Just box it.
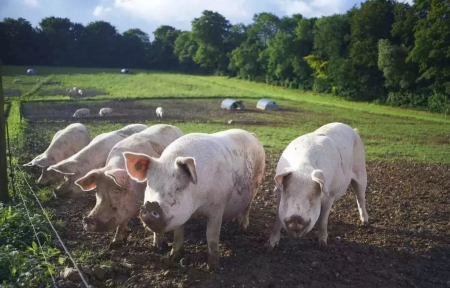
[191,10,231,73]
[174,31,199,72]
[121,28,151,68]
[151,25,181,69]
[82,21,121,67]
[347,0,396,100]
[0,18,40,65]
[248,13,281,47]
[408,0,450,95]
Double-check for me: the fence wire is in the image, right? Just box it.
[16,165,90,288]
[13,178,58,288]
[6,117,89,287]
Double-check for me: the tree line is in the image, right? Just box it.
[0,0,448,113]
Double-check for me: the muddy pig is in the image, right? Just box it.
[75,125,184,249]
[267,122,369,250]
[47,124,148,198]
[24,123,91,185]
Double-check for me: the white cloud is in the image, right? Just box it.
[93,5,112,17]
[279,0,346,18]
[24,0,39,8]
[112,0,249,25]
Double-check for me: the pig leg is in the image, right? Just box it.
[109,222,128,249]
[170,226,185,259]
[266,187,282,251]
[317,200,333,246]
[153,232,169,251]
[351,171,369,225]
[206,209,224,271]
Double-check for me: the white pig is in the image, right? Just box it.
[266,122,369,250]
[99,108,113,116]
[124,129,265,270]
[73,108,90,118]
[155,107,164,118]
[47,124,148,198]
[24,123,91,185]
[74,125,184,249]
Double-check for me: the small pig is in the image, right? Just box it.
[75,125,184,249]
[99,108,113,116]
[47,124,148,198]
[124,129,265,270]
[23,123,91,185]
[73,108,90,118]
[156,107,164,118]
[266,122,368,250]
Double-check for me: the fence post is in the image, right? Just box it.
[0,60,9,202]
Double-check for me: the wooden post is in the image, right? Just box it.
[0,60,9,202]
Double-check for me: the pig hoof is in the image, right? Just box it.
[207,255,220,272]
[108,241,124,250]
[170,248,184,260]
[362,220,370,227]
[264,241,275,252]
[318,240,327,247]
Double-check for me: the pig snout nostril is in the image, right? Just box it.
[151,211,160,219]
[140,206,148,216]
[285,215,308,232]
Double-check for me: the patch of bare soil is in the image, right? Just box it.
[21,99,283,125]
[4,88,22,97]
[32,153,449,288]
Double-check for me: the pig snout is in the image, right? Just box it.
[83,216,98,232]
[83,216,116,232]
[284,215,310,236]
[140,201,165,233]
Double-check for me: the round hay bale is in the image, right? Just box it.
[121,68,130,74]
[27,69,36,75]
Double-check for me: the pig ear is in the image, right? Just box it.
[33,156,53,168]
[150,141,165,156]
[274,168,293,187]
[176,157,197,185]
[47,161,76,175]
[123,152,152,183]
[75,170,100,192]
[105,169,130,188]
[311,169,328,196]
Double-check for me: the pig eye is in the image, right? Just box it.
[151,211,160,218]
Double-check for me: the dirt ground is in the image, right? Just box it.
[18,101,450,288]
[20,144,450,288]
[21,99,292,125]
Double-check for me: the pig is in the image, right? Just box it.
[73,108,90,118]
[47,124,148,198]
[74,125,184,249]
[156,107,164,118]
[266,122,369,250]
[99,108,113,116]
[23,123,91,185]
[123,129,265,270]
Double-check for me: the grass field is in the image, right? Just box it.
[4,65,449,164]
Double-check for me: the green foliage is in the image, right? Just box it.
[408,0,450,95]
[192,10,231,74]
[0,204,59,286]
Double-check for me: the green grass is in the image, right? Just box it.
[3,65,450,164]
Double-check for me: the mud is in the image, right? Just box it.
[22,147,450,287]
[21,99,287,125]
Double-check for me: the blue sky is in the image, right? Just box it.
[0,0,413,37]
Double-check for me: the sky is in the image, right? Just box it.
[0,0,413,37]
